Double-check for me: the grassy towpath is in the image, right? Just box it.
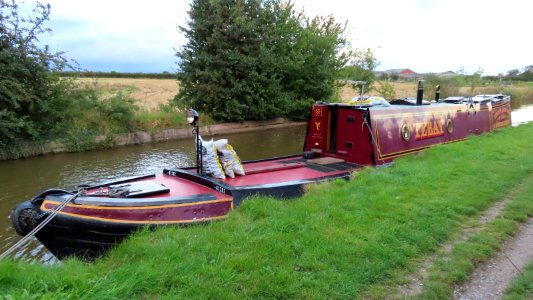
[1,123,533,299]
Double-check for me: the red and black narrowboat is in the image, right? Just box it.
[10,84,512,260]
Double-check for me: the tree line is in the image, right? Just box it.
[499,66,533,82]
[59,71,177,80]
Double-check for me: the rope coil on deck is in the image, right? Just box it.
[0,190,84,260]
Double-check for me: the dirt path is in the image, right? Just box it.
[399,198,513,297]
[398,191,533,299]
[453,219,533,299]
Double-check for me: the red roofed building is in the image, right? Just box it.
[375,68,421,79]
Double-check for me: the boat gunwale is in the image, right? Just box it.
[45,193,222,207]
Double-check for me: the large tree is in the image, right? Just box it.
[175,0,350,121]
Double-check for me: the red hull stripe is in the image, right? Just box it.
[415,132,445,141]
[41,198,233,224]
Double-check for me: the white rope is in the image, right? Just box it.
[361,113,386,164]
[0,190,84,260]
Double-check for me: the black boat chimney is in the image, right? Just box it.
[416,80,424,105]
[435,85,441,103]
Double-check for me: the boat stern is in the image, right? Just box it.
[304,102,375,165]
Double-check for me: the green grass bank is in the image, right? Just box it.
[1,124,533,298]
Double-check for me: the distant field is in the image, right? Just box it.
[79,77,418,107]
[76,78,179,111]
[342,81,533,104]
[340,81,416,101]
[78,77,531,111]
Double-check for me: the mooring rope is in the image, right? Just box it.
[361,112,386,164]
[0,190,84,260]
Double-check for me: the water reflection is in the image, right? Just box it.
[510,90,533,125]
[512,104,533,126]
[510,91,533,110]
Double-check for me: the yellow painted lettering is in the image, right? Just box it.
[427,121,433,136]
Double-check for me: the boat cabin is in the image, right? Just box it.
[303,94,511,166]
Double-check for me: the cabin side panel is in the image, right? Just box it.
[444,104,469,142]
[370,106,457,164]
[474,103,491,134]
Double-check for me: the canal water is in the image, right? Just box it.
[1,102,532,263]
[511,104,533,126]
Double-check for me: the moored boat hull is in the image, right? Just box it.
[11,157,360,259]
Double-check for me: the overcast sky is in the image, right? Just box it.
[25,0,532,75]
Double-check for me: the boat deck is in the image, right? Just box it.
[153,174,230,198]
[80,155,361,203]
[221,156,359,187]
[83,174,229,200]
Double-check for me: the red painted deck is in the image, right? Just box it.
[41,156,357,225]
[223,158,354,187]
[84,173,229,200]
[81,156,358,202]
[154,174,227,198]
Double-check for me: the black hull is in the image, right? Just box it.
[35,209,142,260]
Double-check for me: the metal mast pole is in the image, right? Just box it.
[194,123,203,175]
[187,109,202,175]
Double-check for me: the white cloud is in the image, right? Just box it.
[20,0,532,74]
[293,0,532,75]
[38,0,190,72]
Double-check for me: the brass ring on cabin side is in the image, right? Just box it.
[446,118,454,134]
[401,123,410,141]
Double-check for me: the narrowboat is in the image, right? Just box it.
[10,83,512,259]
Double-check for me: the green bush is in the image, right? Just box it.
[0,1,71,144]
[375,81,396,99]
[0,1,142,148]
[175,0,350,122]
[60,84,139,136]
